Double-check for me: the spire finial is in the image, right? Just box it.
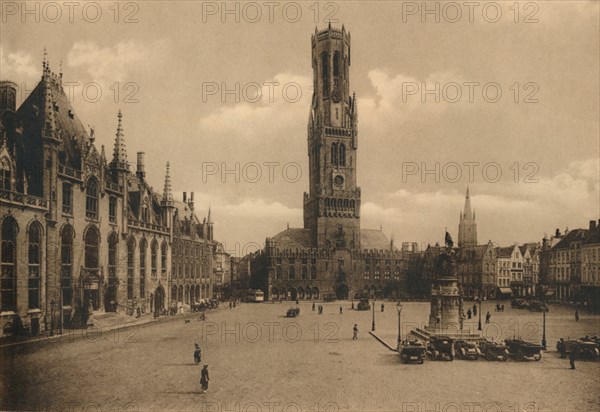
[111,109,128,170]
[162,161,173,203]
[43,47,47,69]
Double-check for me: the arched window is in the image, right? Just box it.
[0,157,11,190]
[333,51,340,77]
[127,238,135,299]
[62,182,72,214]
[61,226,74,306]
[85,178,99,219]
[276,265,282,279]
[151,240,158,276]
[395,267,401,278]
[321,52,329,94]
[331,143,338,166]
[1,217,17,311]
[28,222,42,309]
[84,226,99,269]
[365,266,371,279]
[301,266,307,280]
[161,241,168,275]
[106,233,118,311]
[140,238,147,297]
[289,266,296,280]
[339,144,346,166]
[310,266,317,279]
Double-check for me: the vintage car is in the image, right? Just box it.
[399,339,426,364]
[557,339,600,360]
[511,299,528,309]
[455,340,480,360]
[323,293,337,302]
[357,298,371,311]
[478,339,509,361]
[528,301,549,312]
[505,339,542,361]
[286,307,300,318]
[427,336,455,361]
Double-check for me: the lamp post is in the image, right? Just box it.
[371,293,376,332]
[50,299,56,336]
[477,291,482,331]
[541,286,547,350]
[396,300,403,350]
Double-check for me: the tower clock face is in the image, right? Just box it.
[334,175,344,186]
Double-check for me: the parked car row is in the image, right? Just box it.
[511,299,549,312]
[399,336,543,364]
[556,336,600,360]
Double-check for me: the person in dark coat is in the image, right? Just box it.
[352,324,358,340]
[575,309,580,322]
[381,303,385,312]
[569,348,577,369]
[485,311,491,324]
[312,302,315,311]
[473,304,477,316]
[467,308,472,319]
[200,365,209,392]
[558,338,566,358]
[339,306,343,314]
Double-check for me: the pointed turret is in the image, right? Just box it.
[458,187,477,248]
[207,206,214,241]
[110,110,129,171]
[162,162,173,204]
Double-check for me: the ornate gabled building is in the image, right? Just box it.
[251,25,416,301]
[0,59,216,337]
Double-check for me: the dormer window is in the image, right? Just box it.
[0,157,11,190]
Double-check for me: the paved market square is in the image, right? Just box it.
[1,302,599,412]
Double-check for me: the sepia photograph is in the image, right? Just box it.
[0,1,599,411]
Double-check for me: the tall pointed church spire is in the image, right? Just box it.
[110,110,128,171]
[162,162,173,203]
[458,186,477,247]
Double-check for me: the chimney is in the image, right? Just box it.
[590,220,597,230]
[555,228,561,238]
[183,192,187,202]
[0,81,18,113]
[136,152,145,179]
[189,192,195,210]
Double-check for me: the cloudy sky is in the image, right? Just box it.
[2,1,598,255]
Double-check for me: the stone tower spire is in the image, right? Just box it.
[458,187,477,248]
[162,162,173,203]
[110,110,128,171]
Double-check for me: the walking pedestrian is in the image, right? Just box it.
[501,304,505,312]
[312,302,315,311]
[558,338,566,358]
[339,306,343,314]
[473,304,477,316]
[569,348,578,369]
[467,308,472,319]
[381,303,385,312]
[353,324,358,340]
[575,309,580,322]
[485,311,491,324]
[199,365,209,393]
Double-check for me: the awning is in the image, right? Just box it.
[498,287,513,295]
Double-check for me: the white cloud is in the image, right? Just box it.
[0,48,38,79]
[67,40,167,83]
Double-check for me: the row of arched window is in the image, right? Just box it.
[320,51,346,94]
[364,266,401,279]
[126,237,169,300]
[331,143,346,166]
[325,198,355,209]
[275,265,317,280]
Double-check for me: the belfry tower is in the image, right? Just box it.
[303,24,361,250]
[458,187,477,247]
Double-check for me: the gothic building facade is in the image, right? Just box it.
[0,61,215,337]
[252,25,415,301]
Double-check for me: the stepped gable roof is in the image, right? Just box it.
[271,228,312,249]
[360,229,397,251]
[497,246,514,258]
[554,229,588,250]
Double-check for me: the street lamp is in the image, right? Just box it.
[477,291,482,331]
[396,300,403,350]
[371,292,376,332]
[541,286,547,350]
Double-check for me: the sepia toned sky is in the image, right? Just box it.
[2,1,599,255]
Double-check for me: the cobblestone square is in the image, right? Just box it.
[2,302,599,412]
